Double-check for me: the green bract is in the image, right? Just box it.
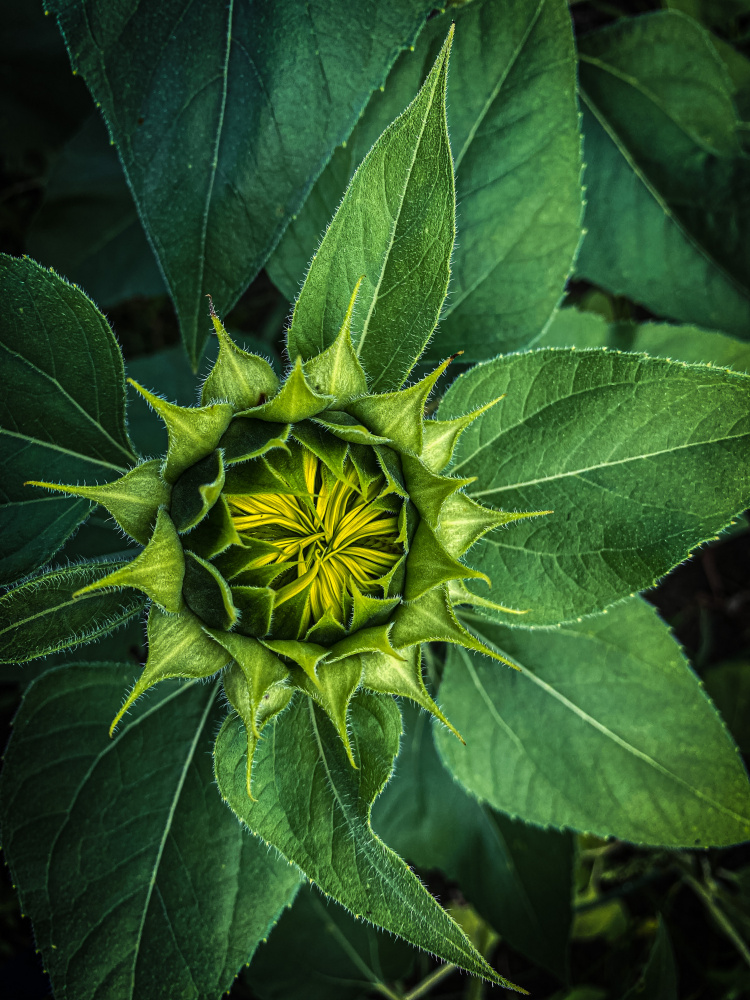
[30,290,544,793]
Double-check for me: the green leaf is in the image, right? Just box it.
[201,308,280,410]
[623,920,677,1000]
[440,348,750,625]
[287,29,455,392]
[0,663,302,1000]
[48,0,434,365]
[540,309,750,371]
[246,883,417,1000]
[372,702,574,978]
[215,691,520,989]
[0,254,136,585]
[704,661,750,754]
[0,558,145,664]
[436,598,750,847]
[576,12,750,338]
[27,114,166,306]
[272,0,582,361]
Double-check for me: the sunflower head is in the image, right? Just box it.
[31,285,546,795]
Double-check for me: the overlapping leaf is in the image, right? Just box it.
[0,664,302,1000]
[577,11,750,338]
[440,348,750,625]
[436,599,750,846]
[48,0,434,365]
[273,0,582,361]
[0,255,135,585]
[373,702,574,977]
[215,692,519,989]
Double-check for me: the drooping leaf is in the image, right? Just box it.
[215,691,520,989]
[272,0,582,361]
[287,29,455,392]
[0,663,302,1000]
[439,348,750,625]
[436,598,750,847]
[246,883,417,1000]
[0,558,145,664]
[48,0,435,366]
[27,114,166,306]
[372,702,574,978]
[0,254,136,585]
[576,11,750,338]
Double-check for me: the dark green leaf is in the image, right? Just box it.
[540,309,750,371]
[48,0,434,365]
[0,663,302,1000]
[622,920,677,1000]
[373,702,574,978]
[436,598,750,846]
[704,661,750,753]
[576,12,750,338]
[247,883,417,1000]
[439,348,750,625]
[0,558,145,664]
[287,29,454,391]
[27,115,166,307]
[272,0,582,361]
[0,254,136,585]
[215,691,517,988]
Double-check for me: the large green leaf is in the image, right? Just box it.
[372,701,574,978]
[539,309,750,371]
[0,254,135,585]
[287,29,454,392]
[576,12,750,338]
[27,115,166,307]
[272,0,582,362]
[435,598,750,846]
[0,558,145,664]
[439,348,750,625]
[48,0,433,366]
[0,663,302,1000]
[246,883,417,1000]
[215,691,518,988]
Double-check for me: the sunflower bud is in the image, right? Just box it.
[31,284,546,796]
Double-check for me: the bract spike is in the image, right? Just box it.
[73,507,185,612]
[345,356,455,455]
[201,299,280,410]
[303,277,368,402]
[421,396,504,472]
[403,519,489,601]
[399,453,473,528]
[109,605,231,734]
[237,357,333,423]
[127,378,233,483]
[291,656,363,768]
[438,493,552,558]
[26,459,169,545]
[170,449,225,533]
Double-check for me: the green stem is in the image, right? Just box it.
[684,874,750,970]
[404,963,457,1000]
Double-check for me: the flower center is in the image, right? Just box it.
[226,448,401,634]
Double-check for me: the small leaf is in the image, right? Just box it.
[287,30,455,392]
[215,691,520,988]
[0,663,301,999]
[400,453,473,525]
[290,657,364,767]
[403,519,488,601]
[0,558,145,664]
[220,418,291,465]
[0,254,135,584]
[75,507,185,613]
[201,306,280,409]
[27,459,170,545]
[437,492,549,559]
[110,603,231,732]
[441,349,750,625]
[302,277,369,402]
[421,398,503,473]
[437,599,750,847]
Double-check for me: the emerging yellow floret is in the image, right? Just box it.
[226,450,401,634]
